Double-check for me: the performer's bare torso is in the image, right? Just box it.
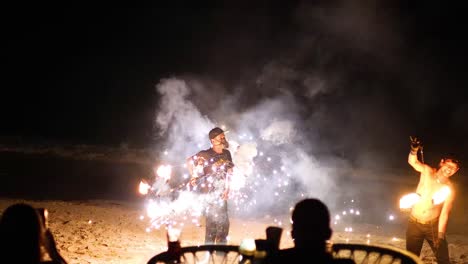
[411,168,447,221]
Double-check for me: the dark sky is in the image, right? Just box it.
[1,1,468,164]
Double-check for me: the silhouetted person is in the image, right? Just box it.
[268,198,354,264]
[0,203,67,264]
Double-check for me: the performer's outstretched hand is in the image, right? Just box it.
[409,136,422,152]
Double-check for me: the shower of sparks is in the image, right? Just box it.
[137,130,304,232]
[333,199,364,235]
[330,199,402,244]
[136,129,405,245]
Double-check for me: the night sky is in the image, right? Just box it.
[2,1,468,166]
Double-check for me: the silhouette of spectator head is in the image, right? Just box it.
[0,203,47,263]
[291,198,332,249]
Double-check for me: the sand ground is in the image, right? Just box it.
[1,199,467,264]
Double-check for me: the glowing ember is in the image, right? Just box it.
[399,193,421,209]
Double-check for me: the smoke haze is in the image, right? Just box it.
[1,0,467,234]
[149,2,410,218]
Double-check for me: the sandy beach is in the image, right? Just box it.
[0,149,467,264]
[1,198,467,264]
[3,2,468,263]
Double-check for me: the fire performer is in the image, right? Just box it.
[186,127,234,245]
[405,136,459,264]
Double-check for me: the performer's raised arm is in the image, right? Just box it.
[408,136,428,173]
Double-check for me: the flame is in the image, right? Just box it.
[239,238,256,256]
[432,186,451,205]
[399,193,421,209]
[156,165,172,181]
[167,226,181,242]
[139,181,151,195]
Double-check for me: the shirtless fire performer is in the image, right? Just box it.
[406,136,460,264]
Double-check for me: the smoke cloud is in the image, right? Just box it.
[153,75,356,219]
[150,1,429,225]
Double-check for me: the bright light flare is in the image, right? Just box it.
[432,186,451,205]
[399,193,421,209]
[239,238,256,256]
[143,191,206,230]
[167,226,181,242]
[230,167,246,191]
[139,180,151,195]
[156,165,172,181]
[147,199,171,219]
